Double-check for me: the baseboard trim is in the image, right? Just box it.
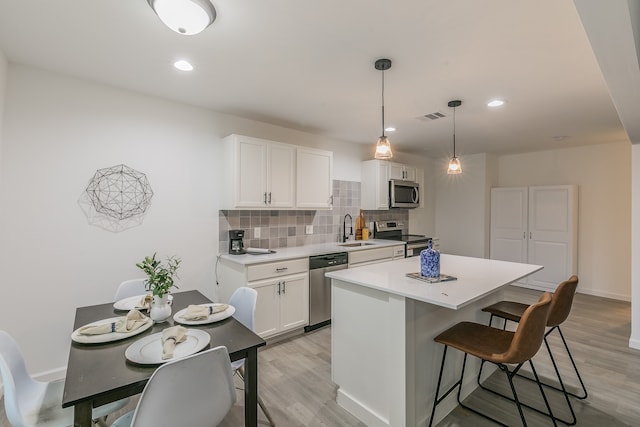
[34,366,67,382]
[336,388,391,427]
[1,366,66,398]
[575,288,631,302]
[512,282,631,302]
[629,337,640,350]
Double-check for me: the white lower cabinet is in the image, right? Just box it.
[348,245,405,268]
[252,273,309,337]
[219,257,309,339]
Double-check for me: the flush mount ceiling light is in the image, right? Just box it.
[487,99,505,107]
[374,58,393,160]
[147,0,216,35]
[447,100,462,174]
[173,60,194,71]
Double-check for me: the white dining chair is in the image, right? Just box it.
[228,287,276,426]
[0,330,129,427]
[110,346,236,427]
[113,278,147,301]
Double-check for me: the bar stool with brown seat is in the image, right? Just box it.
[428,292,556,427]
[478,275,585,425]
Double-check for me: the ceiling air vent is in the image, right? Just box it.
[424,112,446,120]
[417,111,447,122]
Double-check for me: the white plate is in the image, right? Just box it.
[125,329,210,364]
[173,304,235,325]
[113,295,149,311]
[71,316,153,344]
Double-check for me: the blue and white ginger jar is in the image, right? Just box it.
[420,240,440,278]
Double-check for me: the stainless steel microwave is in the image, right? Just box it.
[389,179,420,208]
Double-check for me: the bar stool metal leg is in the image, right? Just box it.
[477,325,577,425]
[430,349,557,426]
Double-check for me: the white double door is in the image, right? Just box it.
[490,185,578,291]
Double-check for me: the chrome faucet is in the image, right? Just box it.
[343,213,353,242]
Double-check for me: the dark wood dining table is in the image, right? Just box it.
[62,290,266,427]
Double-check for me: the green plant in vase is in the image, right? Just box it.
[136,253,181,298]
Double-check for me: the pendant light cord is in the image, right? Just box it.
[452,104,456,157]
[381,69,385,137]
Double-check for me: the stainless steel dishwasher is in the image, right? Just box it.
[305,252,348,332]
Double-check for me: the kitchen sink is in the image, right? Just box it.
[338,242,375,247]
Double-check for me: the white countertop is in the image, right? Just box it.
[326,254,543,309]
[219,239,405,265]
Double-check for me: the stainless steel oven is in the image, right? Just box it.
[405,239,432,257]
[374,221,431,257]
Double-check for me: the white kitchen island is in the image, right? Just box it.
[326,254,542,427]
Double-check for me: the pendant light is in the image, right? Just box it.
[374,58,393,159]
[147,0,217,35]
[447,100,462,174]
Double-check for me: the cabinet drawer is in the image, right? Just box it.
[348,247,396,265]
[247,258,308,281]
[392,245,405,258]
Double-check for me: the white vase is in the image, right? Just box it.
[149,294,173,323]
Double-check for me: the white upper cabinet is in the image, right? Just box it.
[296,147,333,209]
[362,160,422,210]
[389,162,416,181]
[221,134,333,210]
[222,134,295,209]
[361,160,390,210]
[268,143,296,208]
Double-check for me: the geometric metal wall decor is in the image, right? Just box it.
[78,164,154,233]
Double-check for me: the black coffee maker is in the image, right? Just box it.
[228,229,247,255]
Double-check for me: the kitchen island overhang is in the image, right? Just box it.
[327,254,543,427]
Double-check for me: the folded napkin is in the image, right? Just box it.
[182,303,229,321]
[161,325,188,360]
[136,293,152,310]
[78,310,148,335]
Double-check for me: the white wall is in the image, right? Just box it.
[0,48,7,195]
[631,144,640,349]
[434,153,496,257]
[0,64,434,376]
[496,142,631,300]
[392,152,436,237]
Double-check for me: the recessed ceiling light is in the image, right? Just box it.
[552,135,570,142]
[487,99,505,107]
[385,127,396,132]
[173,60,194,71]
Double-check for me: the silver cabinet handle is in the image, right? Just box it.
[282,281,286,294]
[268,192,272,204]
[330,195,334,205]
[277,281,281,295]
[530,231,533,239]
[276,267,288,272]
[523,231,526,239]
[263,192,267,204]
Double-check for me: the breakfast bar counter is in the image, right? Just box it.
[326,254,542,427]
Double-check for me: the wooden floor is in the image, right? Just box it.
[1,286,639,426]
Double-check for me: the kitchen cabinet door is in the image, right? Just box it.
[361,160,390,210]
[222,134,295,209]
[268,143,295,208]
[236,137,268,208]
[251,280,280,338]
[296,147,333,209]
[278,273,309,332]
[389,163,416,181]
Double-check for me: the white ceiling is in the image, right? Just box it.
[0,0,637,158]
